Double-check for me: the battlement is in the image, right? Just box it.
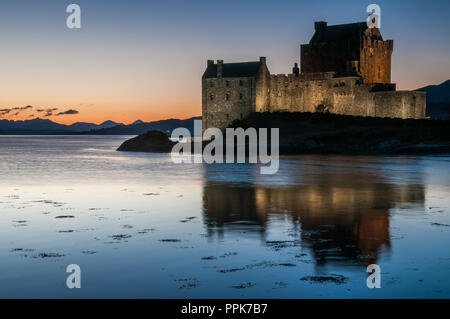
[271,72,337,82]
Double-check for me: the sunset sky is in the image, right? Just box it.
[0,0,449,125]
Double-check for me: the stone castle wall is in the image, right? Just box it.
[202,71,427,132]
[264,73,426,119]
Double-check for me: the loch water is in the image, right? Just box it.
[1,135,450,298]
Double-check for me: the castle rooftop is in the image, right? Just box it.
[202,60,263,79]
[310,21,380,44]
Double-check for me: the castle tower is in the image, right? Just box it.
[300,21,393,84]
[201,57,270,133]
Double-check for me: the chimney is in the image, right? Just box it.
[259,56,266,65]
[292,63,300,76]
[207,60,214,67]
[314,21,327,31]
[217,60,223,78]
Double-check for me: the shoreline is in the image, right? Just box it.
[116,112,450,156]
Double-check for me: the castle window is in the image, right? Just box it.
[226,93,230,101]
[210,114,214,119]
[226,81,230,87]
[210,82,214,88]
[210,95,214,101]
[240,113,243,119]
[226,113,229,119]
[239,80,244,86]
[239,93,243,100]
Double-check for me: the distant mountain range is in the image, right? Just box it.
[417,80,450,120]
[0,117,201,135]
[90,117,201,135]
[0,119,122,134]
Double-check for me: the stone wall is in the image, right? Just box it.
[266,74,426,119]
[374,91,427,119]
[301,41,360,75]
[202,77,256,133]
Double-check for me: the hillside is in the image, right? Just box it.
[0,118,123,134]
[89,117,201,135]
[0,117,199,135]
[417,80,450,120]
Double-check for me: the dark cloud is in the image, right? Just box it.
[12,105,33,111]
[0,109,11,116]
[0,106,78,118]
[36,108,58,117]
[56,109,79,116]
[0,105,33,117]
[37,108,58,113]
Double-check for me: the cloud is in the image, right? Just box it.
[56,109,79,116]
[36,108,58,117]
[0,105,33,117]
[0,109,11,116]
[12,105,32,111]
[37,108,57,112]
[0,106,79,118]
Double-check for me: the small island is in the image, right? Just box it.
[117,130,176,153]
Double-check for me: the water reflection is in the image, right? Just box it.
[202,158,425,267]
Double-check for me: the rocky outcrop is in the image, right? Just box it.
[117,131,176,153]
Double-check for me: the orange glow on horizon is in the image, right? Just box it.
[0,105,202,125]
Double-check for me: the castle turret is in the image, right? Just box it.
[314,21,327,31]
[217,60,223,78]
[293,63,300,76]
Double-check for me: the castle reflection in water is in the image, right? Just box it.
[201,157,425,267]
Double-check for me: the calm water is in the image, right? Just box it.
[1,135,450,298]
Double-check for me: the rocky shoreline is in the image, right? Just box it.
[117,112,450,155]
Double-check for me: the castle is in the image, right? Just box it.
[202,21,427,132]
